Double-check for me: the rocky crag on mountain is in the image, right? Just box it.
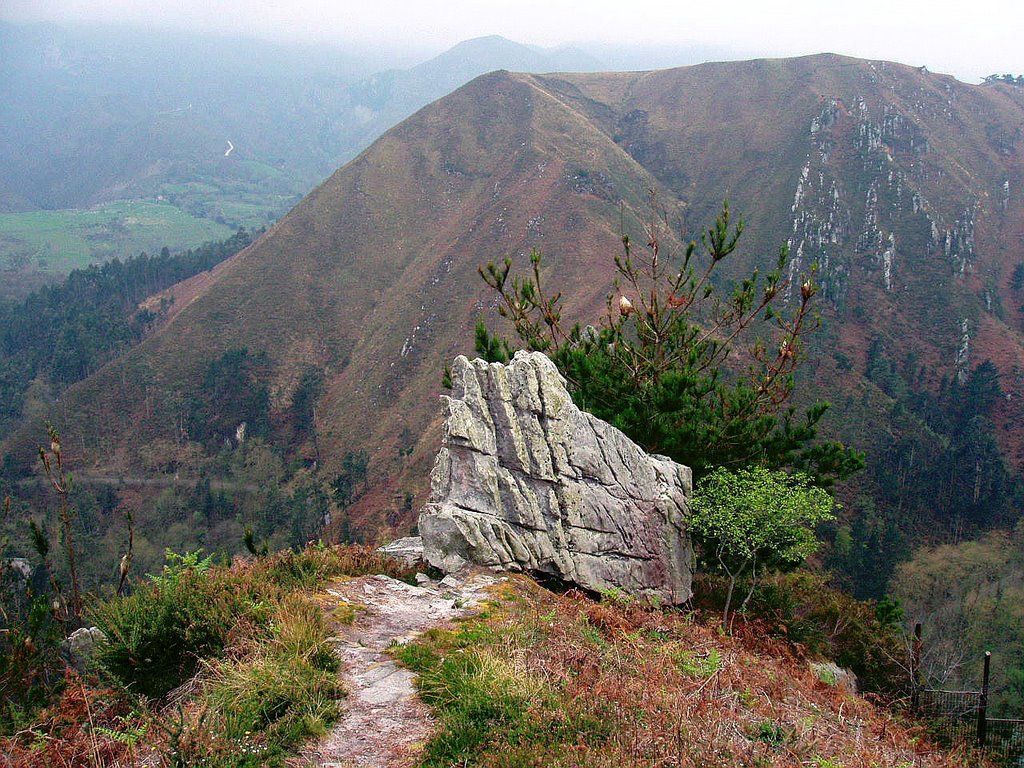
[419,351,693,603]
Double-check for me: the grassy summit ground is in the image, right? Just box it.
[397,574,983,768]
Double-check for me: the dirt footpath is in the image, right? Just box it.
[292,570,503,768]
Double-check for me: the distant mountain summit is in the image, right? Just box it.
[9,54,1023,553]
[413,35,605,79]
[0,25,606,218]
[322,35,606,167]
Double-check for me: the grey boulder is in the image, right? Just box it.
[63,626,106,672]
[378,536,425,567]
[419,351,693,603]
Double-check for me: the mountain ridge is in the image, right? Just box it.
[5,55,1023,568]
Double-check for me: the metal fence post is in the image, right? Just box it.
[977,651,991,748]
[911,623,922,710]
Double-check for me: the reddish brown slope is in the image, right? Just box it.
[7,56,1024,538]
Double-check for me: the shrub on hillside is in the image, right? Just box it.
[89,551,245,698]
[89,544,414,699]
[694,570,908,695]
[474,200,863,486]
[0,570,65,731]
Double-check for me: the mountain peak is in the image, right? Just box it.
[12,54,1023,551]
[413,34,605,78]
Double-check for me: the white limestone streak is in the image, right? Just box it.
[955,319,970,384]
[881,233,896,291]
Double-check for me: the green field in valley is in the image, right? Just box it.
[0,200,236,275]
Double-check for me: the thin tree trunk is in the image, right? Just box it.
[720,555,753,632]
[722,574,736,631]
[739,558,758,615]
[60,499,82,621]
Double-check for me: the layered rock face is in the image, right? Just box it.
[419,351,693,603]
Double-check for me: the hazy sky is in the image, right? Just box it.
[4,0,1022,82]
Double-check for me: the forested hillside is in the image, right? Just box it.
[894,524,1024,715]
[0,228,255,434]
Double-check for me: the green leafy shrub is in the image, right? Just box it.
[90,551,243,697]
[753,720,791,747]
[690,466,836,629]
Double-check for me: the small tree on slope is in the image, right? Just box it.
[690,466,835,629]
[475,199,863,485]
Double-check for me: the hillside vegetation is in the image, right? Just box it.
[894,523,1024,715]
[0,544,414,766]
[5,55,1020,600]
[0,542,991,767]
[0,228,255,433]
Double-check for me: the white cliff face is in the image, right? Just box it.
[419,351,693,604]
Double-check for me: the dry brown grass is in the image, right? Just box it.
[0,671,143,768]
[398,576,991,768]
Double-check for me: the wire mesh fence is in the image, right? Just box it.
[985,719,1024,765]
[916,688,982,746]
[916,688,1024,764]
[911,631,1024,766]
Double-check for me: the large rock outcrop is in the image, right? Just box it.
[419,352,693,603]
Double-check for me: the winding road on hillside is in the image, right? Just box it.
[16,474,262,494]
[293,569,503,768]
